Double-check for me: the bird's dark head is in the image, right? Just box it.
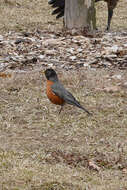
[44,68,58,81]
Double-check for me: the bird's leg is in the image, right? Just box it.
[59,105,64,114]
[106,6,113,31]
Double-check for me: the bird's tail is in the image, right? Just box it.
[79,104,91,115]
[74,101,92,115]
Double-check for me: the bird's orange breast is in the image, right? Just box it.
[46,80,64,105]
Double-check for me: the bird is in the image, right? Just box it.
[44,68,91,115]
[48,0,119,30]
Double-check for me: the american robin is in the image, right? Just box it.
[44,68,91,115]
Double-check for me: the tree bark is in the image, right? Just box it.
[65,0,96,30]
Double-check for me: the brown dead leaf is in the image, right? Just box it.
[117,49,127,56]
[0,72,12,78]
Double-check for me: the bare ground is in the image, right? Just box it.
[0,0,127,190]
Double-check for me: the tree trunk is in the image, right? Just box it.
[65,0,96,30]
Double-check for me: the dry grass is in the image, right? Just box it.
[0,0,126,33]
[0,0,127,189]
[0,69,127,189]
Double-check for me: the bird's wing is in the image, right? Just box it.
[52,81,91,115]
[48,0,65,19]
[51,82,78,106]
